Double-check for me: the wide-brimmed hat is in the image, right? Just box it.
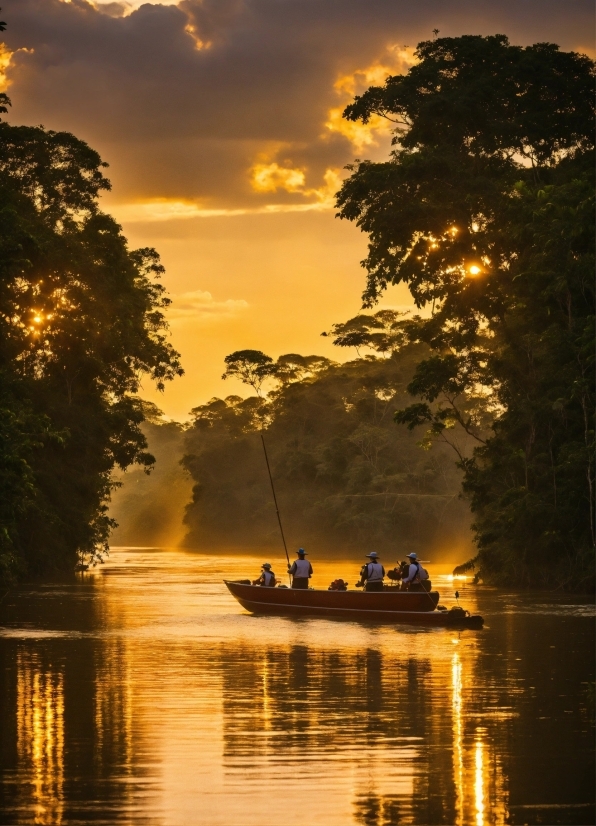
[262,562,272,569]
[297,548,307,555]
[366,552,379,558]
[406,553,418,560]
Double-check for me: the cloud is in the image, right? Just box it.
[322,46,418,150]
[5,0,591,214]
[168,289,249,323]
[109,188,340,222]
[250,162,306,194]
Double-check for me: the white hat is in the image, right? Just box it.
[366,552,379,558]
[406,553,418,560]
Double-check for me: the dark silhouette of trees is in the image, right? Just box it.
[336,35,595,588]
[0,25,182,583]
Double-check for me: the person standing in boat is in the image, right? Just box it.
[401,553,429,591]
[253,562,277,587]
[360,552,385,592]
[288,548,313,589]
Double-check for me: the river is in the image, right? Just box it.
[0,547,594,826]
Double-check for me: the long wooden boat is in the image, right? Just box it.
[224,580,484,628]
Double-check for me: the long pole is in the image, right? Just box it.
[260,434,291,578]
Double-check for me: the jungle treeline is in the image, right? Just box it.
[180,341,475,559]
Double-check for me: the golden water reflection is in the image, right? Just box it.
[16,651,64,825]
[1,549,594,825]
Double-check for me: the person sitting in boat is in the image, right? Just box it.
[253,562,277,587]
[401,553,431,591]
[359,552,385,592]
[288,548,313,589]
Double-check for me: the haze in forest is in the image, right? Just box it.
[110,331,477,564]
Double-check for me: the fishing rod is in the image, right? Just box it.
[260,434,291,581]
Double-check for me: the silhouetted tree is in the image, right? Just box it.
[337,34,595,588]
[0,18,182,582]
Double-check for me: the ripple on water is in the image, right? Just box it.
[0,547,593,826]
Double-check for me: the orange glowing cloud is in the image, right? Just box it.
[168,289,249,324]
[250,161,306,193]
[249,161,342,207]
[324,46,417,150]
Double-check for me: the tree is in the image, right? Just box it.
[0,112,182,582]
[336,35,595,588]
[322,309,410,356]
[222,350,275,396]
[223,349,334,394]
[273,353,334,385]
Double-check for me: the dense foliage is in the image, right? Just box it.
[0,115,182,584]
[182,337,473,558]
[336,35,595,588]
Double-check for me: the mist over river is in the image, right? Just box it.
[0,547,594,826]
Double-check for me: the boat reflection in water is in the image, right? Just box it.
[218,635,511,825]
[0,548,594,825]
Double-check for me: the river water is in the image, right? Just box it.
[0,547,594,826]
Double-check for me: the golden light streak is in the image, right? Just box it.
[475,736,485,826]
[452,650,464,826]
[94,641,134,775]
[261,656,272,732]
[110,197,337,223]
[16,652,65,825]
[112,166,342,224]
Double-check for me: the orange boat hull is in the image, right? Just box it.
[224,581,483,627]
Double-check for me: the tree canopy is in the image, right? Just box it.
[337,35,595,588]
[182,339,473,557]
[322,309,410,357]
[0,109,182,583]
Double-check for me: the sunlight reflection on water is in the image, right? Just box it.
[0,547,594,826]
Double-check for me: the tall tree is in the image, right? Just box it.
[336,35,595,588]
[0,115,182,582]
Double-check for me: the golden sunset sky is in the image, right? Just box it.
[3,0,594,418]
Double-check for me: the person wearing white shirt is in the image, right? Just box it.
[401,552,425,591]
[360,552,385,592]
[253,562,277,587]
[288,548,313,589]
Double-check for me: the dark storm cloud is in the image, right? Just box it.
[3,0,594,205]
